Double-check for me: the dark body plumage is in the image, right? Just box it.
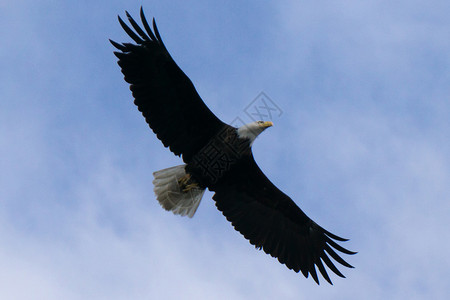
[111,8,355,284]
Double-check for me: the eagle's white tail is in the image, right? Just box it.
[152,165,205,218]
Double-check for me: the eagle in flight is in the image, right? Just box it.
[110,8,355,285]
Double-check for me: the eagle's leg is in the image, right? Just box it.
[177,173,200,192]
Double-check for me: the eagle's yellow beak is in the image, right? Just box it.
[261,121,273,128]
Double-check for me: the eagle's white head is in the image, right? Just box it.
[237,121,273,145]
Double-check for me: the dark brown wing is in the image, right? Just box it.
[211,154,355,284]
[110,8,226,162]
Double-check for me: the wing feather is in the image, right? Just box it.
[212,155,355,285]
[111,8,226,162]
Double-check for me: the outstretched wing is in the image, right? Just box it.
[212,155,356,285]
[110,8,226,162]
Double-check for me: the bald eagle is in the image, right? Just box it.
[110,8,355,284]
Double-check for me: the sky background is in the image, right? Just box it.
[1,0,450,299]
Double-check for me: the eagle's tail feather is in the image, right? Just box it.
[152,165,205,218]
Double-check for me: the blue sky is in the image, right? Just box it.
[1,0,450,299]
